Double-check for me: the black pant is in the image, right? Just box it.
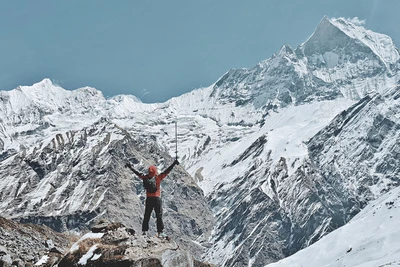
[142,197,164,233]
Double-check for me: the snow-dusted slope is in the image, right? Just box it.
[0,79,109,153]
[193,88,399,267]
[193,98,355,196]
[0,118,214,257]
[0,16,399,267]
[265,186,400,267]
[307,87,400,203]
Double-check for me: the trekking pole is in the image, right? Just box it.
[175,120,178,160]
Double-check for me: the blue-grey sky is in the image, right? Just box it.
[0,0,399,103]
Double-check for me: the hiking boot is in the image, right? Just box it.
[142,231,148,236]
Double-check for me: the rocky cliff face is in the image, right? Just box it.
[307,88,400,211]
[0,119,214,259]
[202,87,400,266]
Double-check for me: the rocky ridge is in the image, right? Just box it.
[0,217,214,267]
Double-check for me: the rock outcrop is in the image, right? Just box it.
[0,218,213,267]
[0,216,73,267]
[58,221,215,267]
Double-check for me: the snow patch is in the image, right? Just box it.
[35,255,49,266]
[70,232,104,253]
[78,245,99,265]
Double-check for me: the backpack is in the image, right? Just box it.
[143,176,157,193]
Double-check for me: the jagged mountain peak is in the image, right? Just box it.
[29,78,53,88]
[18,78,66,97]
[277,44,295,56]
[300,16,359,56]
[301,16,399,68]
[206,16,398,112]
[0,79,107,122]
[13,78,105,104]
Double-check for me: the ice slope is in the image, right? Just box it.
[265,186,400,267]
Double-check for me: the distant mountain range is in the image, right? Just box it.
[0,16,399,267]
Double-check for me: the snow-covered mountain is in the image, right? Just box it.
[265,185,400,267]
[0,16,399,267]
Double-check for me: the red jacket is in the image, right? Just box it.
[138,165,169,198]
[127,160,178,197]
